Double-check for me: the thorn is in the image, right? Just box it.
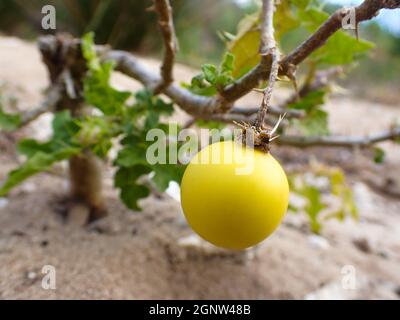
[270,113,286,135]
[146,5,156,12]
[269,135,280,142]
[355,22,359,41]
[292,78,300,101]
[253,87,265,93]
[286,64,299,101]
[233,121,248,129]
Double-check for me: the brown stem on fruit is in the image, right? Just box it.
[254,0,280,130]
[240,0,281,152]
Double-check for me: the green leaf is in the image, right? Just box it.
[83,62,131,115]
[82,33,131,116]
[226,2,300,79]
[0,111,82,196]
[288,90,326,112]
[289,167,358,234]
[120,185,150,211]
[220,52,234,74]
[301,185,326,234]
[0,105,21,131]
[114,165,152,210]
[289,90,329,136]
[52,110,80,142]
[0,148,79,196]
[373,147,385,164]
[183,54,234,96]
[292,109,329,136]
[81,32,100,70]
[227,12,260,78]
[328,168,358,221]
[114,165,152,188]
[115,145,148,167]
[298,7,374,66]
[274,0,301,40]
[17,139,53,157]
[202,64,218,84]
[152,163,185,192]
[154,97,174,115]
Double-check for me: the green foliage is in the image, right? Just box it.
[0,105,20,132]
[297,7,374,67]
[114,165,152,211]
[82,33,132,116]
[183,52,235,96]
[0,92,21,132]
[0,111,81,196]
[289,166,358,234]
[289,89,330,136]
[373,147,385,164]
[225,0,373,80]
[227,12,260,78]
[0,33,185,211]
[0,0,387,222]
[81,33,185,210]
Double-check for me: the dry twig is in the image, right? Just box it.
[153,0,178,94]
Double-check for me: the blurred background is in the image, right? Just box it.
[0,0,399,103]
[0,0,399,300]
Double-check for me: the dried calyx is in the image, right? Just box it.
[235,112,286,153]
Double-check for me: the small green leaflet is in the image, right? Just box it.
[289,167,358,234]
[0,104,21,132]
[114,165,152,211]
[373,147,385,164]
[82,32,131,116]
[327,168,358,221]
[289,176,326,234]
[152,163,185,192]
[184,52,235,96]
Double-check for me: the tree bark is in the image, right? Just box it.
[69,151,106,221]
[39,34,106,223]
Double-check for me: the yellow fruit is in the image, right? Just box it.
[180,140,289,250]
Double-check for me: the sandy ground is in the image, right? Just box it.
[0,36,400,299]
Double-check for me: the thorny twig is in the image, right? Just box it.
[17,0,400,148]
[153,0,178,94]
[20,84,62,127]
[254,0,280,129]
[279,0,400,75]
[106,0,399,119]
[278,127,400,148]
